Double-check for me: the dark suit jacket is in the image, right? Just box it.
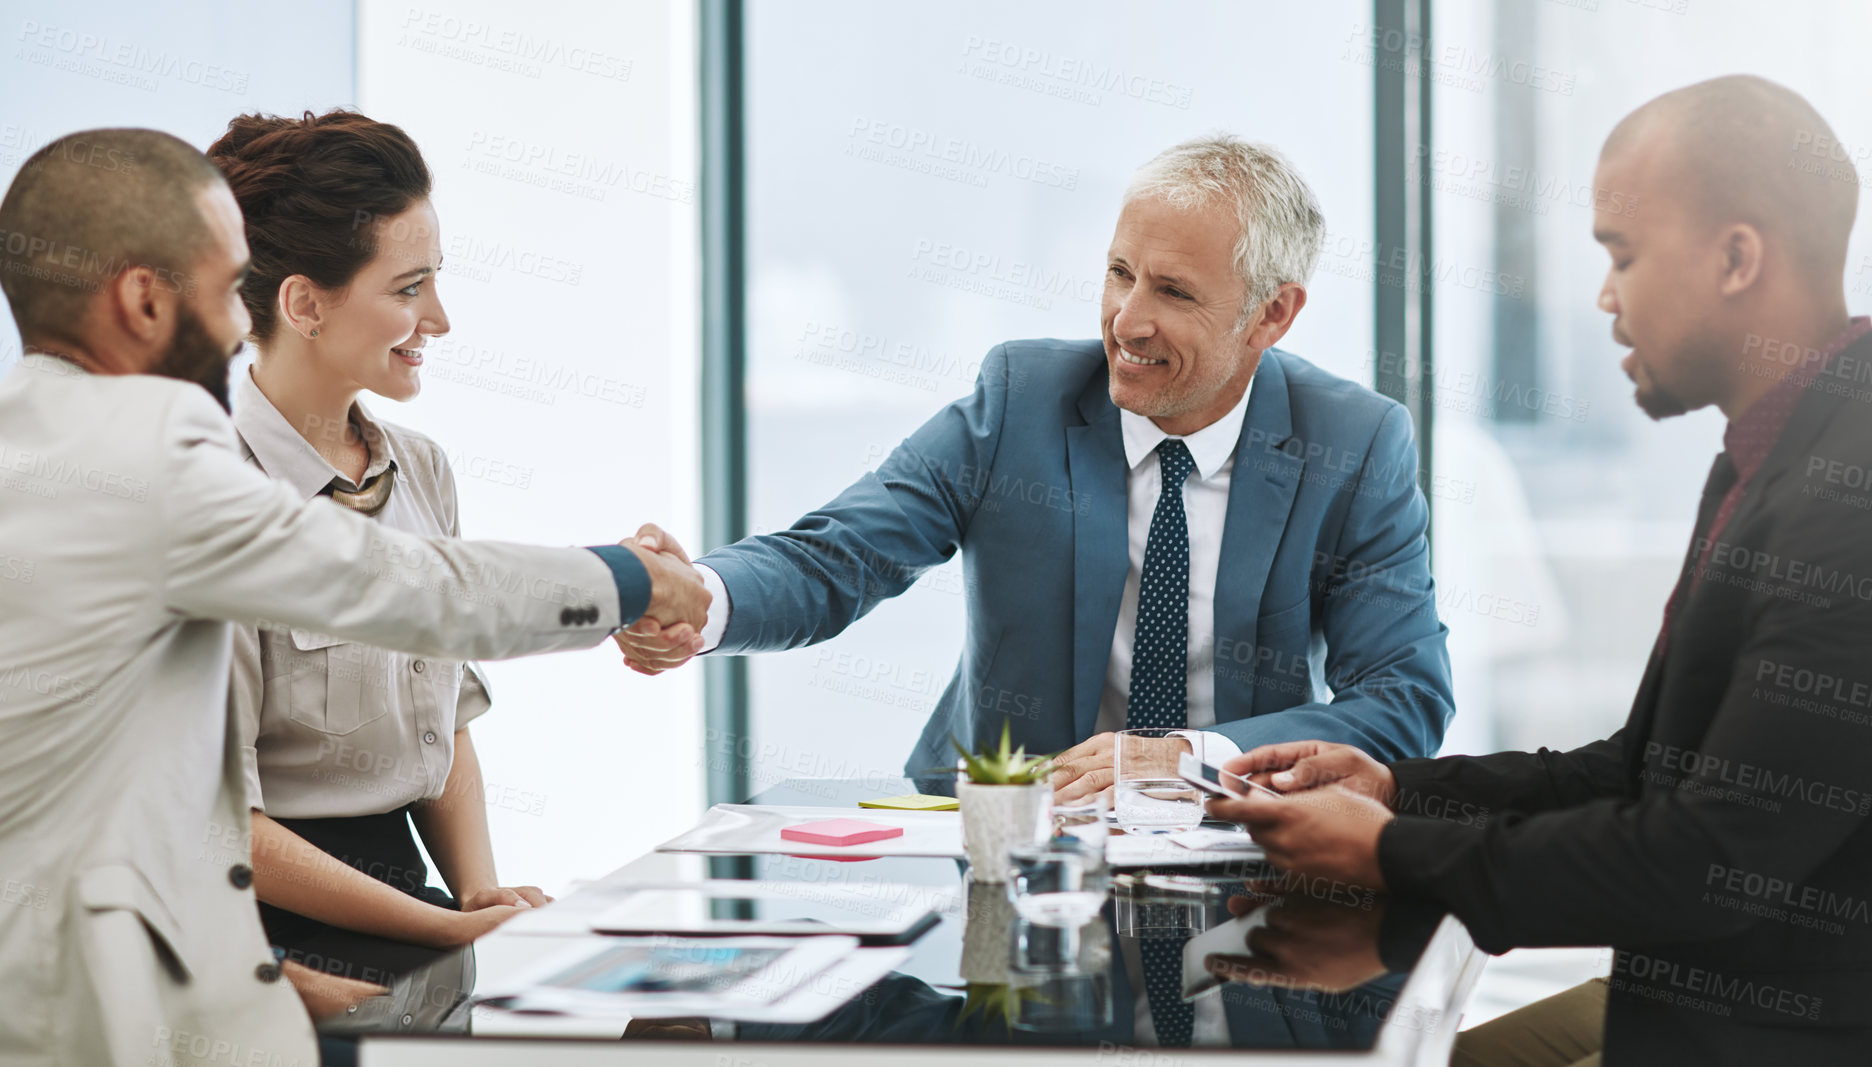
[1378,334,1872,1062]
[700,340,1454,773]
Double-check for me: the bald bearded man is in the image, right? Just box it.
[0,129,706,1067]
[1207,76,1872,1065]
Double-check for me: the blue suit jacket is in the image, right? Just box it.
[702,339,1453,773]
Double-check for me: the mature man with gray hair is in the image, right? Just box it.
[623,133,1453,931]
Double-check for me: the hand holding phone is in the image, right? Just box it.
[1178,752,1283,800]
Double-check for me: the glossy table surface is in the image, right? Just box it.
[355,778,1485,1066]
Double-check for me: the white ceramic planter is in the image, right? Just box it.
[959,878,1018,984]
[957,780,1052,884]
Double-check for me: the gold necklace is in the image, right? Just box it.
[326,466,395,516]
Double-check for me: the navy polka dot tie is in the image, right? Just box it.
[1142,935,1194,1046]
[1127,439,1195,732]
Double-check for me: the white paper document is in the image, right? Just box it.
[1167,828,1262,852]
[656,804,965,859]
[1106,829,1265,868]
[588,879,948,942]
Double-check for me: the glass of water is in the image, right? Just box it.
[1113,728,1202,834]
[1010,838,1108,930]
[1050,794,1110,852]
[1009,834,1109,973]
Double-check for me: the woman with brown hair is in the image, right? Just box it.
[208,109,548,962]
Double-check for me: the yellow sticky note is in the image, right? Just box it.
[859,793,959,812]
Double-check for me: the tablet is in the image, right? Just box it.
[590,880,943,946]
[478,934,859,1016]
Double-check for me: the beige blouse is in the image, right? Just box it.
[227,368,491,818]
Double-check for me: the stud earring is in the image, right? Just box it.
[309,329,319,338]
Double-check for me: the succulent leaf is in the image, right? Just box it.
[948,721,1060,784]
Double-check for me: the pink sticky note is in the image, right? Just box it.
[780,818,904,847]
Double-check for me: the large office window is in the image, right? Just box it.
[739,0,1376,788]
[732,0,1872,783]
[1425,0,1872,757]
[357,0,704,891]
[0,1,703,896]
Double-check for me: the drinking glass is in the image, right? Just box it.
[1050,793,1110,851]
[1009,873,1113,1032]
[1010,838,1109,931]
[1112,728,1202,834]
[1009,825,1110,975]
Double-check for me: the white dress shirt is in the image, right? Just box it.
[696,378,1253,762]
[1090,378,1253,763]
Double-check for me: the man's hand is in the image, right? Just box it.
[1204,893,1389,993]
[615,524,708,673]
[616,614,702,676]
[1207,785,1392,890]
[1049,732,1117,804]
[1227,740,1397,807]
[1049,732,1192,806]
[461,885,552,911]
[281,958,388,1022]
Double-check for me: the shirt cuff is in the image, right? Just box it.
[1172,730,1242,766]
[695,564,731,653]
[583,545,652,626]
[454,662,493,729]
[240,745,265,813]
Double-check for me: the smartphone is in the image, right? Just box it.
[1178,751,1283,800]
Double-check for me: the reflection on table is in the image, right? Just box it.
[344,778,1478,1064]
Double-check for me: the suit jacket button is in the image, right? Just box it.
[255,962,282,983]
[228,864,253,890]
[559,608,574,625]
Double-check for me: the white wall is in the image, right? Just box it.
[357,0,703,894]
[0,0,356,364]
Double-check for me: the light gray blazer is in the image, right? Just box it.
[0,355,624,1066]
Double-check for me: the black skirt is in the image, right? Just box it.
[260,806,460,985]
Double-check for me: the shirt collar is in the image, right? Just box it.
[1722,315,1872,484]
[232,367,396,501]
[1119,372,1254,481]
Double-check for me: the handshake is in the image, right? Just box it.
[614,523,712,675]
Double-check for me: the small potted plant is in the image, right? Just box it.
[951,721,1056,884]
[956,877,1018,1030]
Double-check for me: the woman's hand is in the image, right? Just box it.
[461,885,552,910]
[425,902,533,948]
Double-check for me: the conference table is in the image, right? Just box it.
[350,778,1487,1066]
